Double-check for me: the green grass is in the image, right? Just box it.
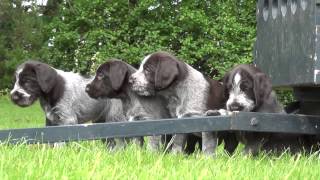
[0,95,43,129]
[1,95,320,179]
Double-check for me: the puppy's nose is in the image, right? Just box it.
[12,94,19,101]
[128,76,135,84]
[11,91,22,101]
[229,102,244,111]
[85,84,91,93]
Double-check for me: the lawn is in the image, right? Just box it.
[0,95,320,179]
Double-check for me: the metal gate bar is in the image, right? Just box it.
[1,112,320,144]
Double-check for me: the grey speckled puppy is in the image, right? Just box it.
[129,51,235,155]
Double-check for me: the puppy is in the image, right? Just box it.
[212,64,300,155]
[86,59,170,150]
[129,51,235,155]
[10,60,125,149]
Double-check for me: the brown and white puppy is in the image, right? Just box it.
[129,51,235,155]
[215,64,284,155]
[85,59,170,150]
[10,60,125,149]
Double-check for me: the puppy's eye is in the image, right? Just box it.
[96,74,104,80]
[240,83,249,91]
[21,79,31,85]
[144,67,150,73]
[144,70,150,75]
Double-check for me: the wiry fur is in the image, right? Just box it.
[226,73,255,112]
[86,60,170,150]
[11,69,31,98]
[129,52,228,155]
[42,70,122,125]
[159,64,210,118]
[212,64,306,155]
[223,64,284,113]
[10,61,125,149]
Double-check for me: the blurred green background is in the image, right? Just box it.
[0,0,256,88]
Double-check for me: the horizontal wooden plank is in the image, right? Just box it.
[0,112,320,144]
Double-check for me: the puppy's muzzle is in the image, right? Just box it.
[85,84,91,94]
[85,83,100,99]
[85,84,96,98]
[11,91,25,101]
[228,102,244,111]
[128,75,135,84]
[10,91,34,107]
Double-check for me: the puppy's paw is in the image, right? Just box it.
[171,146,184,154]
[53,142,66,148]
[205,110,221,116]
[147,144,160,152]
[132,137,144,147]
[180,112,203,118]
[243,146,259,157]
[147,136,161,152]
[206,109,231,116]
[202,149,217,158]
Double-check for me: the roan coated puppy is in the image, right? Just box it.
[85,59,170,150]
[10,60,125,149]
[129,51,236,155]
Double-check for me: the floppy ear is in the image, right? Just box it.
[222,71,230,86]
[155,57,179,90]
[108,61,128,91]
[222,71,231,98]
[32,63,57,93]
[253,72,272,106]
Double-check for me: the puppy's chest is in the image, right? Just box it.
[166,96,180,117]
[39,98,57,120]
[162,92,207,118]
[122,98,150,120]
[42,104,58,122]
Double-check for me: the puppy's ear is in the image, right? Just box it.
[155,56,179,90]
[222,71,231,98]
[108,61,128,91]
[222,71,230,86]
[31,63,57,93]
[253,73,272,106]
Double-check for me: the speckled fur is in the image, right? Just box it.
[43,69,124,125]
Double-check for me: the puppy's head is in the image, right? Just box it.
[129,51,185,96]
[10,61,58,107]
[223,64,272,112]
[86,60,130,99]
